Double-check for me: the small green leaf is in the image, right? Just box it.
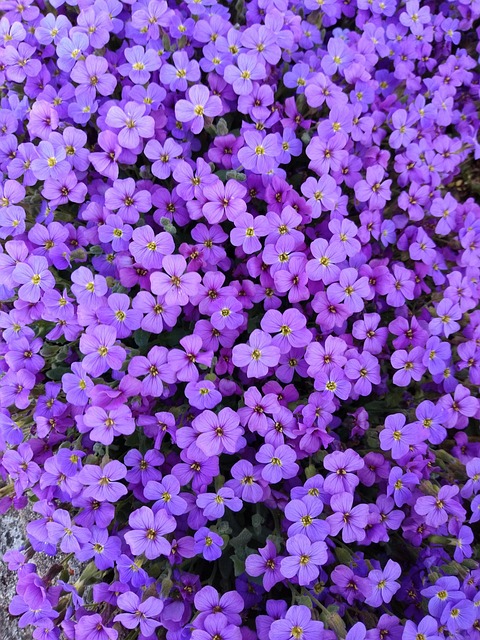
[133,329,150,349]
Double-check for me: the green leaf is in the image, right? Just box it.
[230,528,252,549]
[232,555,245,576]
[133,329,150,349]
[46,366,69,381]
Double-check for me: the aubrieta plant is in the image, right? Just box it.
[0,0,480,637]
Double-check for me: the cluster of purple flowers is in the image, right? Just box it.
[0,0,480,637]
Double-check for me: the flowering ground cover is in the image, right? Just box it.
[0,0,480,638]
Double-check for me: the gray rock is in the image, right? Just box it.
[0,505,82,640]
[0,505,36,640]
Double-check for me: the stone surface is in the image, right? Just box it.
[0,504,83,640]
[0,506,36,640]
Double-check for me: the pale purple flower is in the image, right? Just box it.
[145,138,183,180]
[105,102,154,149]
[160,50,201,92]
[79,325,126,378]
[232,329,281,378]
[125,506,175,559]
[365,560,401,606]
[175,85,222,134]
[261,308,312,353]
[129,226,175,270]
[237,130,281,174]
[119,45,161,84]
[150,255,202,306]
[280,534,328,586]
[327,492,368,543]
[12,256,54,303]
[224,54,266,95]
[256,443,299,483]
[114,592,163,637]
[354,165,392,209]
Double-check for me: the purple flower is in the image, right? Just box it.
[193,407,244,456]
[12,256,55,303]
[144,138,183,180]
[245,540,284,591]
[185,379,222,410]
[202,179,247,224]
[62,363,93,407]
[331,566,372,605]
[323,450,364,495]
[194,527,223,561]
[160,50,200,91]
[151,255,201,306]
[76,526,121,570]
[270,605,324,640]
[196,487,242,520]
[129,226,175,270]
[129,346,175,397]
[421,577,464,618]
[355,165,392,209]
[428,299,462,338]
[79,461,128,502]
[280,534,328,586]
[315,366,352,400]
[230,212,269,254]
[237,130,281,174]
[306,238,343,284]
[79,325,126,378]
[224,54,266,95]
[125,506,175,559]
[345,352,381,396]
[46,509,90,553]
[414,485,465,527]
[71,55,117,101]
[307,132,348,175]
[462,458,480,498]
[232,329,281,378]
[387,467,419,507]
[175,85,222,134]
[400,0,431,34]
[119,45,161,84]
[328,268,370,313]
[379,413,425,460]
[256,443,299,483]
[105,178,151,224]
[144,475,187,517]
[390,346,426,386]
[412,400,447,445]
[284,497,329,541]
[83,405,135,445]
[226,460,264,503]
[114,592,163,636]
[74,614,117,640]
[261,308,312,353]
[365,560,401,606]
[194,586,244,626]
[71,266,108,306]
[89,131,121,180]
[327,492,368,543]
[105,102,154,149]
[440,599,476,633]
[403,617,443,640]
